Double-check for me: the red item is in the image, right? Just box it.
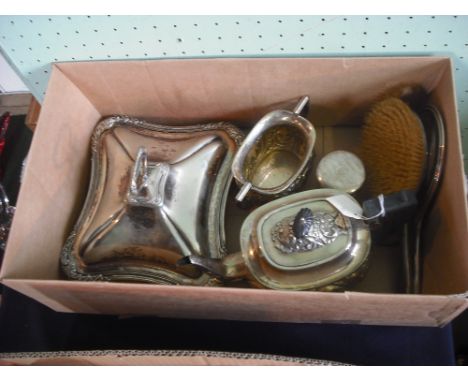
[0,112,11,156]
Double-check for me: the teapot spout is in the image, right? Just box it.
[178,252,247,280]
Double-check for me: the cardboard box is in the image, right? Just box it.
[1,57,467,326]
[0,350,341,366]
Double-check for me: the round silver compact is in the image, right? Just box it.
[316,150,365,193]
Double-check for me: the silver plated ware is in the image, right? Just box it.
[232,96,316,202]
[316,150,366,193]
[183,189,371,291]
[409,104,446,293]
[0,183,15,252]
[61,116,243,285]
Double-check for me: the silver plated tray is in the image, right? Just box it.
[61,116,243,285]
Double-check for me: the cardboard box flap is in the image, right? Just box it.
[3,279,468,327]
[422,60,468,294]
[56,57,450,126]
[0,67,101,280]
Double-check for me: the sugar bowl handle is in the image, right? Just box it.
[292,95,310,115]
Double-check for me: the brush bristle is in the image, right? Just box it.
[361,97,425,196]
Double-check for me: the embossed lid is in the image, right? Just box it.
[239,189,371,290]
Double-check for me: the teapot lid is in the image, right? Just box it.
[240,189,371,290]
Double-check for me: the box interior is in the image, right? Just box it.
[2,57,467,305]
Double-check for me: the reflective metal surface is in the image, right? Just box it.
[401,104,446,294]
[183,189,371,291]
[232,96,316,202]
[411,105,446,293]
[0,183,15,252]
[239,189,371,290]
[61,116,243,285]
[271,207,348,256]
[316,150,366,193]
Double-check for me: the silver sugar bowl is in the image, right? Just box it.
[232,96,316,203]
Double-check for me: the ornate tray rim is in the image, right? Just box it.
[60,115,243,285]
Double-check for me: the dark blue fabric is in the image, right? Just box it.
[0,286,455,365]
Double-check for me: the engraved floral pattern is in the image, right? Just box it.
[272,210,347,254]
